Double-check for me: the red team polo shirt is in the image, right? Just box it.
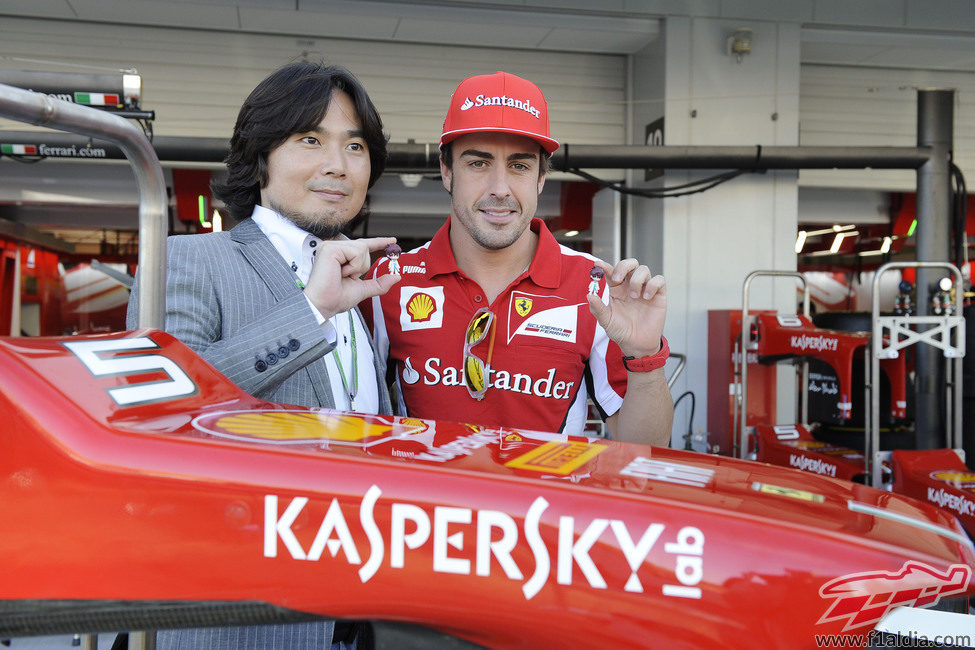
[363,217,628,435]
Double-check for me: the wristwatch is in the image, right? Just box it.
[622,336,670,372]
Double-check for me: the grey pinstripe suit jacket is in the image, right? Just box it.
[127,218,388,647]
[127,217,392,414]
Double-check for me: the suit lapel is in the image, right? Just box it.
[231,218,300,300]
[229,218,391,414]
[232,218,337,408]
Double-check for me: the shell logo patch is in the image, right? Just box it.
[504,440,606,475]
[407,293,437,322]
[515,298,533,317]
[192,410,426,447]
[400,286,444,331]
[930,470,975,490]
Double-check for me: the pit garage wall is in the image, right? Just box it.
[628,18,802,449]
[0,16,626,153]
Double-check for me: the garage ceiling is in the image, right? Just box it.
[1,0,661,55]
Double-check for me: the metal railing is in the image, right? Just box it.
[867,262,965,486]
[0,82,166,328]
[735,270,810,458]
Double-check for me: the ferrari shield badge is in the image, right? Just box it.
[515,297,533,317]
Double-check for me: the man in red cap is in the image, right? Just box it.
[364,71,673,445]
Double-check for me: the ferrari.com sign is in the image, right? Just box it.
[264,485,705,601]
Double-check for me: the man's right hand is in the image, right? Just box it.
[304,237,401,320]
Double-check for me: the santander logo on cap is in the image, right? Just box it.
[440,71,559,154]
[458,94,541,118]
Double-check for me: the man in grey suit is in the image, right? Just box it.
[127,61,400,649]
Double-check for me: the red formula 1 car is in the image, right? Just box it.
[1,329,974,649]
[1,82,973,649]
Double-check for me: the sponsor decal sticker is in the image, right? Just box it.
[504,440,606,475]
[1,143,37,155]
[64,336,197,406]
[413,430,498,463]
[790,441,863,459]
[788,454,839,478]
[930,470,975,490]
[927,487,975,517]
[752,482,826,503]
[264,485,705,600]
[817,561,971,631]
[2,143,106,158]
[399,286,444,331]
[192,410,426,447]
[771,424,801,440]
[620,457,714,488]
[790,334,839,352]
[74,92,120,106]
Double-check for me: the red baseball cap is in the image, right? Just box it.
[440,71,559,155]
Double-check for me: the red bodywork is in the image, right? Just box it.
[753,313,907,421]
[1,330,973,648]
[755,423,866,482]
[707,309,779,455]
[892,449,975,539]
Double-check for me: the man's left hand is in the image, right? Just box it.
[586,258,666,358]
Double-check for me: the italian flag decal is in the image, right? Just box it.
[1,144,37,155]
[74,92,120,107]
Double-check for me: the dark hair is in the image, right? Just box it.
[213,61,388,221]
[440,141,550,176]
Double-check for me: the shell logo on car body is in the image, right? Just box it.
[192,411,426,446]
[930,471,975,490]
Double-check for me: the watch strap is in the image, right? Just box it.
[622,336,670,373]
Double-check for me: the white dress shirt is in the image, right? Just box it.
[251,205,378,413]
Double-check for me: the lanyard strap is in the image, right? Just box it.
[331,310,358,410]
[289,259,357,409]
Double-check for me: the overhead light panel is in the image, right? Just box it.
[795,230,807,254]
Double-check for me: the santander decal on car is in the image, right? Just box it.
[264,485,706,601]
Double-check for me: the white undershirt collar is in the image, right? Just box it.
[251,205,321,285]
